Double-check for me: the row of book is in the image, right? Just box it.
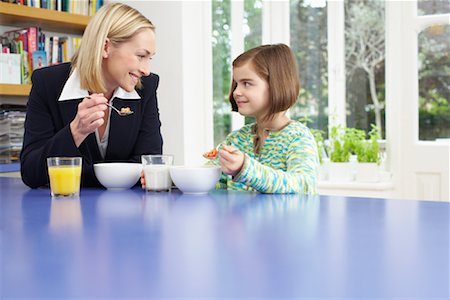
[1,0,105,16]
[0,27,81,84]
[0,106,26,163]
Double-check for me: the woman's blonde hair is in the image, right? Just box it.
[229,44,300,122]
[71,2,155,93]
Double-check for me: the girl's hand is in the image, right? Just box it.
[70,93,108,147]
[140,170,146,189]
[219,144,245,177]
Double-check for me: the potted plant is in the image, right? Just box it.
[310,128,329,180]
[327,125,364,182]
[354,124,382,182]
[299,116,329,180]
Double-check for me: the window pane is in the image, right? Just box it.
[418,0,450,16]
[212,0,232,146]
[244,0,262,125]
[289,0,328,135]
[345,0,385,137]
[244,0,262,51]
[418,24,450,141]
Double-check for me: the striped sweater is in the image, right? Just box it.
[212,121,319,194]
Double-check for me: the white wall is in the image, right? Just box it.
[117,0,213,166]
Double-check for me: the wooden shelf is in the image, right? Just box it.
[0,2,90,34]
[1,3,91,97]
[0,84,31,96]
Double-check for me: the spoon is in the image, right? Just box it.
[86,95,134,117]
[203,143,238,159]
[106,103,134,116]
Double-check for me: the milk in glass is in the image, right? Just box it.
[141,155,173,192]
[144,165,172,191]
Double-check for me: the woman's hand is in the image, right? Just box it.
[140,170,146,189]
[70,93,108,147]
[219,144,245,177]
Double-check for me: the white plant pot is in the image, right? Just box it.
[318,158,330,181]
[328,162,354,182]
[355,163,380,182]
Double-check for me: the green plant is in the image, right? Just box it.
[355,124,381,164]
[329,125,349,162]
[329,125,365,163]
[311,129,325,164]
[299,116,326,164]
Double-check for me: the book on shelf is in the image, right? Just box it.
[1,27,82,84]
[1,0,105,16]
[0,53,21,84]
[31,50,46,70]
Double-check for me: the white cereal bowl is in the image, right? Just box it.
[94,163,142,190]
[169,165,221,194]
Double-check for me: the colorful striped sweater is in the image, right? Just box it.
[211,121,319,194]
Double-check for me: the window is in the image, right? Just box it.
[418,0,450,15]
[289,0,328,135]
[212,0,262,144]
[244,0,262,125]
[212,0,447,143]
[418,24,450,140]
[212,0,232,146]
[345,0,386,137]
[244,0,262,51]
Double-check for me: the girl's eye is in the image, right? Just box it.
[244,82,251,87]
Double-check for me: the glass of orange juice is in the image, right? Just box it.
[47,157,82,197]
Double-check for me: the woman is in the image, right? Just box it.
[20,3,163,188]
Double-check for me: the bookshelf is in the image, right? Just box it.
[0,2,90,34]
[0,2,91,97]
[0,83,31,96]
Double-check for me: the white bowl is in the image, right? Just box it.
[94,163,142,190]
[169,165,221,194]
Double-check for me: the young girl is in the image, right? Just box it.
[211,44,319,194]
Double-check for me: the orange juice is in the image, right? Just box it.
[48,165,82,196]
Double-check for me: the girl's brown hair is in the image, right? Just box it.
[229,44,300,121]
[71,2,155,93]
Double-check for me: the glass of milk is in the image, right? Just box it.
[141,155,174,192]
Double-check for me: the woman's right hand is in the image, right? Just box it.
[70,93,108,147]
[140,170,146,189]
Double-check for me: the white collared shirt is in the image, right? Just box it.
[58,69,141,158]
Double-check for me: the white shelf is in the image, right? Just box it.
[319,181,394,191]
[318,180,395,199]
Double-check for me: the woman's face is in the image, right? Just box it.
[102,28,156,93]
[232,62,270,119]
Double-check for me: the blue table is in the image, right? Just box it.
[1,177,449,299]
[0,162,20,173]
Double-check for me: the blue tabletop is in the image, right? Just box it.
[1,177,449,299]
[0,162,20,173]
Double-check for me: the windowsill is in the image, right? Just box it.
[319,180,394,191]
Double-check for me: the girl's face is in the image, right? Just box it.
[102,28,156,94]
[232,62,270,119]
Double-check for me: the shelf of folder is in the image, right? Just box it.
[0,2,90,35]
[0,84,31,96]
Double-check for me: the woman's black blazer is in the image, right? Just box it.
[20,63,163,188]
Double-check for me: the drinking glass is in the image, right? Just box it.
[142,155,173,192]
[47,157,82,197]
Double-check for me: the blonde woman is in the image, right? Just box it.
[20,3,162,188]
